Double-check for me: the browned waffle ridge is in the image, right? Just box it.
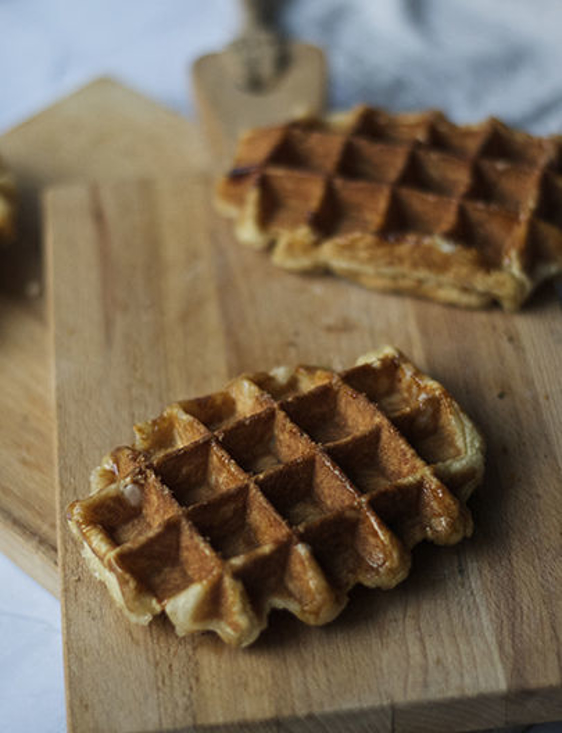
[216,105,562,310]
[67,347,484,646]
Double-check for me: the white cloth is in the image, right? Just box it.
[3,0,562,135]
[0,555,64,732]
[1,2,562,731]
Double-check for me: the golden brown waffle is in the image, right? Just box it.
[216,106,562,310]
[67,347,484,646]
[0,154,16,243]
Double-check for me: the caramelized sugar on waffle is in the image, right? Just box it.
[216,106,562,310]
[67,347,484,646]
[0,155,16,243]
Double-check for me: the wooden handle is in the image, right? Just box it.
[227,0,286,92]
[240,0,279,39]
[240,0,265,34]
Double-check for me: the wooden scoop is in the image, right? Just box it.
[192,0,327,165]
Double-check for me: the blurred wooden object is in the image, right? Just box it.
[192,0,326,165]
[0,78,208,594]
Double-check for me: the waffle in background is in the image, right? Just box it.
[216,105,562,310]
[67,347,484,647]
[0,154,16,243]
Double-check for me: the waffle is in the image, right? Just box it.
[216,105,562,310]
[0,154,16,243]
[67,347,484,646]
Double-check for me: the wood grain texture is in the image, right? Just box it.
[0,295,57,593]
[0,78,208,592]
[192,43,326,165]
[48,176,562,732]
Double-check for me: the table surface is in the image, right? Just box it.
[2,1,562,731]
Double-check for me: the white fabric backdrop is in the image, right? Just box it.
[1,1,562,731]
[4,0,562,135]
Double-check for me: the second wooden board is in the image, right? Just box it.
[48,177,562,732]
[0,78,207,593]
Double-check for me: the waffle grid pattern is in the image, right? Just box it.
[68,348,483,646]
[217,106,562,309]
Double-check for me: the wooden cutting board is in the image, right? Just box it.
[47,175,562,732]
[0,78,208,594]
